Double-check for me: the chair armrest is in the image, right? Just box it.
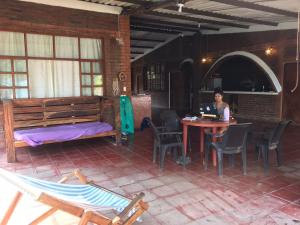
[156,126,166,132]
[209,142,222,150]
[158,131,183,136]
[205,131,225,138]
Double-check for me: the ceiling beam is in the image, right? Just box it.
[132,35,180,62]
[165,6,278,26]
[131,45,154,49]
[115,0,145,5]
[131,51,144,54]
[131,21,201,33]
[211,0,298,18]
[130,25,182,34]
[131,37,166,42]
[131,17,219,31]
[148,11,249,29]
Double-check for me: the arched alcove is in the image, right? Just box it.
[203,51,282,93]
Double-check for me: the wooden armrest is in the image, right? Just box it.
[73,169,90,184]
[58,169,91,184]
[111,192,148,225]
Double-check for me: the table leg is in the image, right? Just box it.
[212,127,217,167]
[183,124,188,156]
[200,127,204,156]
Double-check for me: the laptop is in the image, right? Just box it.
[199,103,219,118]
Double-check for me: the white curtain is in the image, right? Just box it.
[0,31,25,56]
[0,74,12,87]
[0,59,12,72]
[0,89,13,99]
[80,38,102,59]
[28,60,54,98]
[28,60,80,98]
[27,34,53,57]
[53,61,80,97]
[55,36,79,59]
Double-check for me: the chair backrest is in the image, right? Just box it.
[160,110,180,131]
[222,123,252,149]
[146,118,161,143]
[270,120,292,145]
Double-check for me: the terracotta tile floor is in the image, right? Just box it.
[0,125,300,225]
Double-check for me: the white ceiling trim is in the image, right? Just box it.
[18,0,122,15]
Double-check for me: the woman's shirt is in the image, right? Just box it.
[213,102,230,121]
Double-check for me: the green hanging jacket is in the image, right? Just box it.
[120,95,134,134]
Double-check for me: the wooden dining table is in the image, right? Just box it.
[181,118,236,167]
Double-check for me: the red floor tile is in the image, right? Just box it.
[271,189,300,202]
[0,127,299,225]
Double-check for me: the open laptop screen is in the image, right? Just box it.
[199,103,218,116]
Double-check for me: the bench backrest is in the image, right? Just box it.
[3,96,117,130]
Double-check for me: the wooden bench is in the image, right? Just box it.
[3,96,120,163]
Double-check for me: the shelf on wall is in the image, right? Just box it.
[199,90,279,95]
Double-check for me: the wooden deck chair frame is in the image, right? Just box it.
[1,169,149,225]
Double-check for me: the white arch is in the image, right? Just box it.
[180,58,194,69]
[204,51,282,93]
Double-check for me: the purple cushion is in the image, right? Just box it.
[14,122,113,146]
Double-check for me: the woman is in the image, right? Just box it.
[213,88,230,122]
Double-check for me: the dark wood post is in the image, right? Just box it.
[3,100,16,163]
[113,97,121,145]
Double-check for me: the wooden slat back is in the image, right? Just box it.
[11,97,104,129]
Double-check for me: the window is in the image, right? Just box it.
[27,34,53,57]
[55,36,79,59]
[79,38,103,96]
[143,64,165,91]
[81,61,103,96]
[0,32,25,56]
[0,31,104,99]
[0,59,29,99]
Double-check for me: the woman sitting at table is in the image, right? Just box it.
[204,88,230,135]
[213,87,230,122]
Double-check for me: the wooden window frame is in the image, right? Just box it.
[0,56,29,99]
[0,31,105,99]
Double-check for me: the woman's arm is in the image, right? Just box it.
[223,106,230,121]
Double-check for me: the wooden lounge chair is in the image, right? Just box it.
[0,169,148,225]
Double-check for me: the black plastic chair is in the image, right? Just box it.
[147,118,185,169]
[160,110,181,132]
[255,120,292,173]
[160,110,192,153]
[204,123,252,176]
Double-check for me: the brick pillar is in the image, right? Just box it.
[119,15,131,96]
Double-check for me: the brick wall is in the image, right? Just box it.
[131,95,151,129]
[237,95,280,121]
[199,92,280,122]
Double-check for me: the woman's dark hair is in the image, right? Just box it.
[214,87,224,96]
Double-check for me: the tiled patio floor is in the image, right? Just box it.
[0,125,300,225]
